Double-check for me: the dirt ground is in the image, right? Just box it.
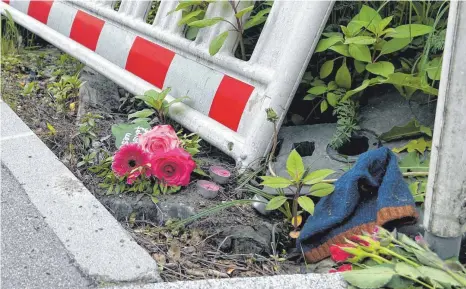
[1,46,323,281]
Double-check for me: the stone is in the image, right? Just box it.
[77,66,120,119]
[99,193,196,224]
[359,91,436,150]
[216,223,273,255]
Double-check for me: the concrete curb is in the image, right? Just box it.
[108,272,347,289]
[0,101,160,283]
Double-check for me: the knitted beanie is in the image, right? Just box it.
[297,147,418,262]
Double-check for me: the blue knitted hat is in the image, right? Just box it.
[297,147,418,262]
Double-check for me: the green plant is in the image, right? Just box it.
[336,227,466,289]
[309,4,438,108]
[329,100,360,149]
[77,151,97,168]
[129,88,187,124]
[259,149,335,237]
[178,131,201,156]
[22,81,39,97]
[146,0,161,24]
[78,113,103,149]
[173,0,272,60]
[1,10,21,55]
[47,73,83,111]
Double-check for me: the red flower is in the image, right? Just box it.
[330,244,355,262]
[329,264,353,273]
[350,235,370,247]
[150,148,196,186]
[112,143,151,184]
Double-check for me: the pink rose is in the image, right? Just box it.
[151,148,196,186]
[139,125,181,155]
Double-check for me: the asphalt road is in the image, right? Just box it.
[1,165,93,289]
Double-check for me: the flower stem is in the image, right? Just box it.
[380,248,419,268]
[366,252,392,264]
[446,269,466,287]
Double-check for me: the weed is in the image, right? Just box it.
[78,112,103,149]
[47,73,83,112]
[1,10,21,55]
[129,88,188,124]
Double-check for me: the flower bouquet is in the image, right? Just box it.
[329,226,466,289]
[111,124,197,195]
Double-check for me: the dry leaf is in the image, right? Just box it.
[227,268,235,275]
[289,230,300,239]
[291,215,303,227]
[168,240,181,261]
[151,253,166,265]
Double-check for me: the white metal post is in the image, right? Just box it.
[423,0,466,259]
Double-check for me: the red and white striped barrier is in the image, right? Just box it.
[1,0,334,168]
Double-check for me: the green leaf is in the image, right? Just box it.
[320,99,328,113]
[243,8,271,30]
[185,26,199,40]
[383,73,438,96]
[389,24,434,39]
[327,92,339,107]
[265,196,288,211]
[393,138,431,154]
[303,94,318,101]
[380,38,411,55]
[320,60,334,79]
[178,9,204,25]
[328,81,338,91]
[395,262,423,280]
[377,16,393,34]
[308,86,328,95]
[398,233,425,251]
[235,5,254,18]
[380,119,432,141]
[385,275,414,289]
[399,152,430,173]
[111,122,151,148]
[345,36,377,45]
[303,169,335,185]
[329,44,350,57]
[209,31,229,56]
[128,109,154,120]
[286,149,305,181]
[297,196,315,215]
[354,60,366,73]
[425,57,442,81]
[336,59,352,89]
[417,266,461,287]
[309,183,335,197]
[173,1,202,12]
[188,17,224,28]
[260,176,293,188]
[342,267,395,289]
[151,195,159,205]
[193,167,208,177]
[366,61,395,78]
[357,5,382,25]
[46,122,56,135]
[349,44,372,63]
[420,125,432,137]
[315,36,343,52]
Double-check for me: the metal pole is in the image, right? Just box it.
[423,0,466,260]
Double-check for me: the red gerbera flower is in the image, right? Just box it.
[329,264,353,273]
[112,143,151,184]
[330,244,355,262]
